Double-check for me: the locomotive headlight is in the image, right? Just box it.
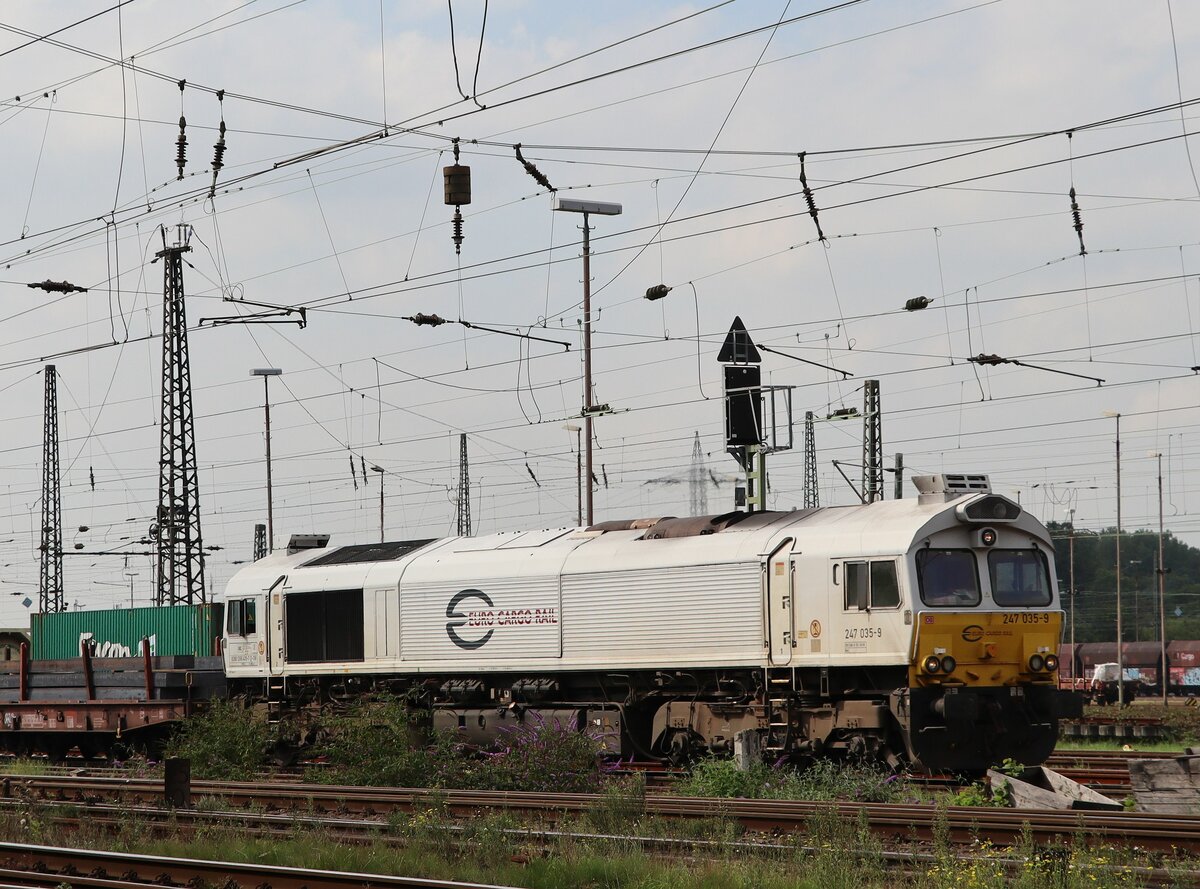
[979,527,997,547]
[940,655,957,674]
[923,655,942,674]
[1044,654,1059,672]
[1028,654,1045,672]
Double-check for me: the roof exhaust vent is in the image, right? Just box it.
[912,474,991,504]
[287,533,330,554]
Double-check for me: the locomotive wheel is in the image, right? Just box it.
[659,728,705,766]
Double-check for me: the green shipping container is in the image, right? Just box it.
[30,604,224,660]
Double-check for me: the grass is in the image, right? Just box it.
[676,757,926,804]
[0,797,1182,889]
[164,698,270,780]
[1054,738,1191,753]
[0,758,54,777]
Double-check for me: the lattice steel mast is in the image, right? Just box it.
[39,365,63,613]
[253,523,267,561]
[154,226,205,605]
[803,410,819,509]
[456,433,471,537]
[688,432,708,516]
[861,380,883,503]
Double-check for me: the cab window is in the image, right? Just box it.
[916,549,980,607]
[227,600,244,635]
[871,561,900,608]
[844,562,867,610]
[226,599,256,636]
[988,549,1052,607]
[843,559,901,610]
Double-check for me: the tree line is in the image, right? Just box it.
[1047,521,1200,643]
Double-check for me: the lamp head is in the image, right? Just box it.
[554,197,622,216]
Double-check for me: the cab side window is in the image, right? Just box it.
[228,600,244,636]
[226,599,257,636]
[844,561,868,610]
[843,559,901,610]
[871,561,900,608]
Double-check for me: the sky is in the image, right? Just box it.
[0,0,1198,623]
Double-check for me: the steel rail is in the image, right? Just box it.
[0,840,516,889]
[0,800,1192,889]
[2,773,1197,851]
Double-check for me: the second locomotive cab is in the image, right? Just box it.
[220,472,1081,771]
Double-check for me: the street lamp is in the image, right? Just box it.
[554,196,622,526]
[1149,450,1167,705]
[251,368,283,552]
[1103,410,1124,705]
[371,465,384,543]
[562,424,582,526]
[1066,507,1076,656]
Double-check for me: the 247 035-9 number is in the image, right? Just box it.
[845,627,884,639]
[1001,613,1051,625]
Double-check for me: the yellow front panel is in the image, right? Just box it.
[909,611,1062,688]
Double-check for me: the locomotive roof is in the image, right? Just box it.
[222,491,1047,598]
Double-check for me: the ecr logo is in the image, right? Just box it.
[961,625,984,643]
[446,589,494,650]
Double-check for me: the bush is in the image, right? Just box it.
[313,701,606,792]
[165,699,269,780]
[679,757,907,803]
[679,758,773,799]
[480,713,605,793]
[310,696,437,787]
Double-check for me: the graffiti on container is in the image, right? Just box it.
[79,633,157,658]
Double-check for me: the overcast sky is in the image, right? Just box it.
[0,0,1198,623]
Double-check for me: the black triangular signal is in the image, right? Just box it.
[717,316,761,363]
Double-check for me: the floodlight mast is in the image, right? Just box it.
[251,368,284,552]
[555,196,622,526]
[1103,409,1124,706]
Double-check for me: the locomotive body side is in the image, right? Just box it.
[220,477,1077,770]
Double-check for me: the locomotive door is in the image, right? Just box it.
[766,538,795,665]
[266,575,286,675]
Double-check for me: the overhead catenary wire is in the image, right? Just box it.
[8,91,1200,278]
[7,5,1200,568]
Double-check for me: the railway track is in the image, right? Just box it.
[0,801,1193,888]
[0,840,514,888]
[2,772,1197,852]
[0,808,1191,889]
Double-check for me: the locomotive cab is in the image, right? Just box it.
[223,590,269,673]
[892,476,1082,771]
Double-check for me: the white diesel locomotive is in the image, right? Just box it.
[221,474,1078,770]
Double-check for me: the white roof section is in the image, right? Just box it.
[221,491,1046,600]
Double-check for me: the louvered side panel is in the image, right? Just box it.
[562,563,763,666]
[401,576,561,660]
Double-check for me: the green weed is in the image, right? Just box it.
[678,757,908,803]
[163,699,269,780]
